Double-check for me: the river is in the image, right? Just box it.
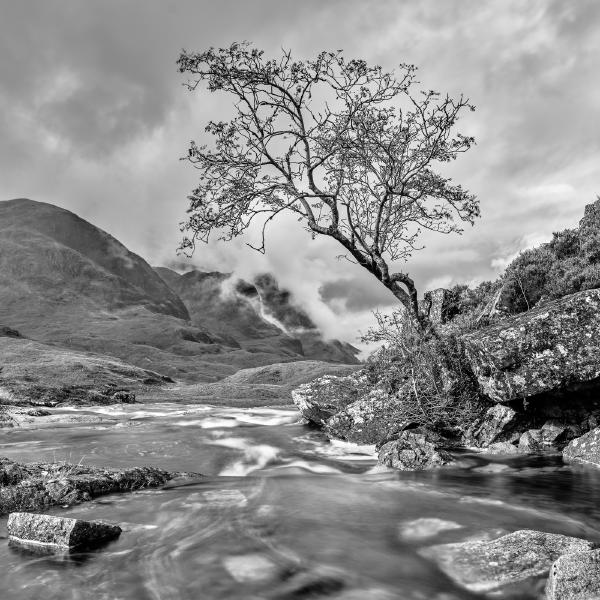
[1,402,600,599]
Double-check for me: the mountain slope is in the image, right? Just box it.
[154,268,360,364]
[0,198,359,385]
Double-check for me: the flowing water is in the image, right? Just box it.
[1,402,600,599]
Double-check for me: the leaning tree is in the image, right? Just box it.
[177,42,479,325]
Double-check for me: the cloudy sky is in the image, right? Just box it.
[1,0,599,344]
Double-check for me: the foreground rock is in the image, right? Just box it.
[563,428,600,467]
[8,512,121,549]
[461,289,600,404]
[325,389,409,444]
[378,431,453,471]
[421,530,596,592]
[546,549,600,599]
[0,457,198,514]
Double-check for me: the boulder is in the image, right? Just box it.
[465,404,518,447]
[378,431,453,471]
[546,549,600,599]
[7,512,121,549]
[541,420,571,447]
[325,389,408,444]
[519,429,543,453]
[461,289,600,403]
[292,373,367,426]
[420,530,596,593]
[484,441,520,454]
[563,428,600,467]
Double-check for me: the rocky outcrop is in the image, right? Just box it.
[7,512,121,549]
[461,289,600,404]
[563,428,600,467]
[546,549,600,600]
[378,431,453,471]
[0,457,199,514]
[421,530,596,593]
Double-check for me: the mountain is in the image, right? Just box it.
[0,198,359,386]
[154,268,360,363]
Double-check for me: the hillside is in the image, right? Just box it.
[0,198,359,389]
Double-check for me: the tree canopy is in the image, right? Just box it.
[177,42,479,323]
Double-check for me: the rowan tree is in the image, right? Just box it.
[177,42,479,325]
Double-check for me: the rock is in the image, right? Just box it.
[398,518,463,541]
[546,549,600,599]
[111,390,136,403]
[461,289,600,403]
[269,565,347,599]
[0,326,22,338]
[378,431,453,471]
[7,512,121,549]
[421,288,453,325]
[292,373,368,426]
[421,529,596,593]
[325,389,408,444]
[484,441,520,454]
[563,428,600,466]
[519,429,543,453]
[466,404,518,447]
[0,458,199,514]
[542,420,571,447]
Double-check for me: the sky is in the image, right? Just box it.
[1,0,599,345]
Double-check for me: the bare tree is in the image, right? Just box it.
[177,42,479,325]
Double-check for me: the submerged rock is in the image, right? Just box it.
[461,289,600,404]
[398,518,462,541]
[546,549,600,599]
[421,529,596,593]
[563,428,600,467]
[378,431,452,471]
[7,512,121,549]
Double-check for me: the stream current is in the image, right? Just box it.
[1,402,600,599]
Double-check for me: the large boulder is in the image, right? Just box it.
[563,428,600,467]
[421,530,596,593]
[325,389,408,444]
[7,512,121,549]
[546,549,600,600]
[378,431,453,471]
[292,372,368,426]
[461,289,600,403]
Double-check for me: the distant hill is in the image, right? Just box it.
[0,198,359,386]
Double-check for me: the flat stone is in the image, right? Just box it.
[546,549,600,599]
[564,428,600,467]
[420,529,596,592]
[7,512,121,549]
